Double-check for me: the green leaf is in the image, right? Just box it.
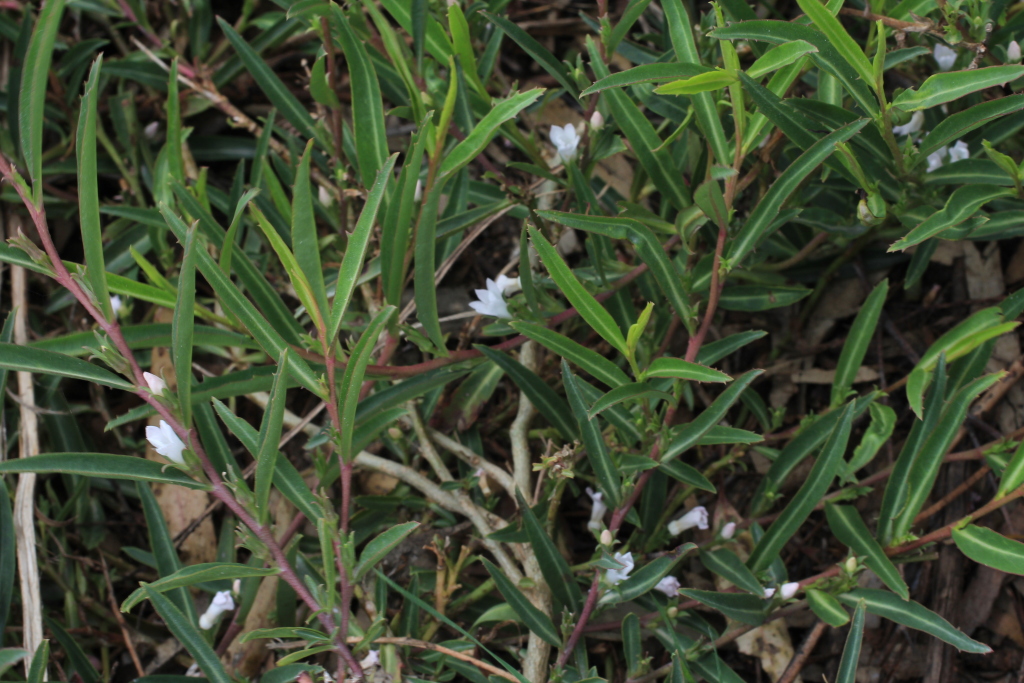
[529,225,627,356]
[121,564,279,613]
[893,66,1024,112]
[19,0,67,203]
[0,453,206,489]
[0,344,133,390]
[603,544,696,605]
[843,402,896,483]
[795,0,876,90]
[700,548,766,596]
[482,559,561,647]
[439,89,544,178]
[77,57,111,320]
[510,321,631,388]
[482,11,578,97]
[354,522,420,580]
[217,17,318,142]
[659,459,716,492]
[806,589,850,627]
[836,600,866,683]
[447,3,488,99]
[339,307,397,462]
[0,649,27,678]
[696,331,767,366]
[173,224,198,428]
[608,0,654,55]
[381,129,427,307]
[564,362,620,508]
[952,524,1024,575]
[331,7,389,187]
[838,589,991,653]
[916,95,1024,162]
[476,346,577,442]
[291,140,329,318]
[587,383,674,420]
[623,614,642,678]
[825,503,909,599]
[138,483,198,623]
[413,178,449,354]
[655,69,738,95]
[728,119,869,266]
[518,490,583,612]
[748,404,854,572]
[26,641,48,683]
[693,180,729,230]
[997,438,1024,497]
[255,351,289,525]
[142,586,234,683]
[662,370,762,462]
[889,185,1012,252]
[832,279,887,408]
[581,63,709,96]
[330,154,398,342]
[679,589,766,625]
[164,60,184,189]
[747,40,818,79]
[645,357,730,383]
[251,206,323,330]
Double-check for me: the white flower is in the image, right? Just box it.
[496,274,521,295]
[143,372,166,396]
[926,145,949,173]
[318,185,333,207]
[763,587,776,599]
[948,139,969,163]
[892,111,924,137]
[469,278,512,318]
[590,111,604,130]
[143,121,160,140]
[359,650,380,669]
[198,590,235,630]
[110,295,123,316]
[1010,40,1022,63]
[667,506,709,536]
[605,551,634,585]
[549,123,581,163]
[933,43,957,71]
[780,582,800,600]
[586,487,607,531]
[655,576,681,597]
[721,522,736,540]
[146,420,187,465]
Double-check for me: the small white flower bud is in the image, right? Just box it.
[318,185,333,207]
[1009,40,1021,63]
[600,529,613,546]
[143,372,166,396]
[590,111,604,130]
[763,587,776,599]
[780,582,800,600]
[720,522,736,540]
[110,295,123,316]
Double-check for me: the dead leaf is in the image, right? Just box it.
[790,367,879,385]
[963,241,1004,301]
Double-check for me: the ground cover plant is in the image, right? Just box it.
[4,0,1024,681]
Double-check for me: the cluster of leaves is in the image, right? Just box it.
[3,0,1024,682]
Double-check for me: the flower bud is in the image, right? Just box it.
[590,111,604,130]
[1010,40,1021,63]
[721,522,736,540]
[780,582,800,600]
[845,556,858,574]
[143,372,166,396]
[600,529,613,546]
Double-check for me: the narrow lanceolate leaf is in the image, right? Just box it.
[173,224,198,428]
[138,483,197,623]
[838,589,991,653]
[482,11,577,96]
[662,370,762,462]
[806,588,850,627]
[748,404,854,572]
[603,545,696,605]
[77,57,111,320]
[291,140,329,318]
[0,479,15,636]
[251,206,323,331]
[331,6,389,187]
[517,490,583,612]
[581,63,710,96]
[729,119,869,266]
[143,586,234,683]
[843,402,896,482]
[564,362,621,508]
[413,178,448,354]
[121,564,279,613]
[654,70,738,95]
[165,60,184,187]
[0,344,134,390]
[19,0,67,204]
[998,439,1024,497]
[587,383,674,420]
[917,95,1024,162]
[354,522,420,580]
[382,129,427,307]
[447,3,487,99]
[836,601,866,683]
[890,185,1013,252]
[482,559,561,647]
[700,548,766,596]
[893,66,1024,112]
[795,0,875,89]
[747,40,818,79]
[339,307,396,463]
[476,346,577,442]
[510,321,631,388]
[255,351,289,525]
[26,641,49,683]
[0,454,205,488]
[439,89,544,178]
[825,504,909,599]
[529,225,627,356]
[645,357,730,383]
[679,590,766,625]
[952,525,1024,575]
[329,154,397,342]
[832,279,888,408]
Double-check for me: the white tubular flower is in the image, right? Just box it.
[891,111,924,137]
[146,420,187,465]
[948,139,970,163]
[549,123,581,163]
[469,278,512,319]
[359,650,380,669]
[110,295,123,316]
[590,111,604,130]
[655,576,682,597]
[143,372,166,396]
[1010,40,1022,63]
[933,43,957,71]
[605,551,634,585]
[780,582,800,600]
[763,587,776,598]
[926,145,949,173]
[586,487,607,531]
[198,591,235,630]
[495,273,521,295]
[721,522,736,540]
[667,506,709,536]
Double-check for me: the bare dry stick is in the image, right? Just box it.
[511,340,538,499]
